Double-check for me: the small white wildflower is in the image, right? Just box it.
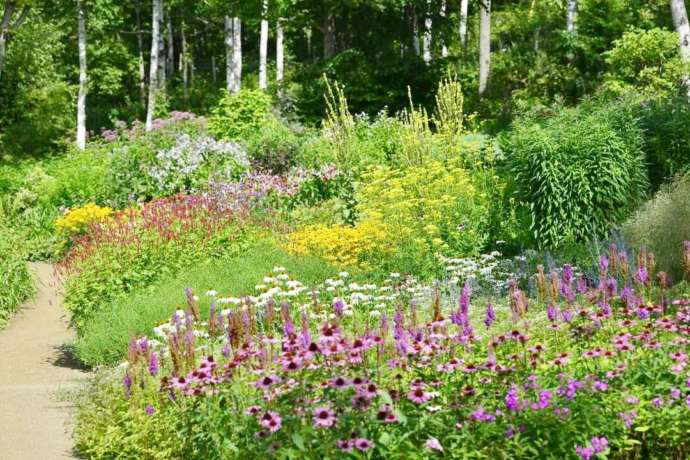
[205,290,218,297]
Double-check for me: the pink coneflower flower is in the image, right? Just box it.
[425,437,443,452]
[354,438,374,451]
[358,383,378,399]
[336,439,353,452]
[259,411,282,433]
[329,376,349,389]
[408,387,432,404]
[255,374,281,389]
[313,406,337,428]
[376,405,399,423]
[245,405,261,416]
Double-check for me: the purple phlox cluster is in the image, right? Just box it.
[575,436,608,460]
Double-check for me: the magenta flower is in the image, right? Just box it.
[313,406,337,428]
[408,387,432,404]
[484,302,496,329]
[354,438,374,451]
[575,445,595,460]
[336,439,353,453]
[425,437,443,452]
[259,411,282,433]
[145,404,155,416]
[547,303,558,322]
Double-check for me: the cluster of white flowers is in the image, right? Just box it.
[148,134,249,192]
[442,251,522,295]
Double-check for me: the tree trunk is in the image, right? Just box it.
[232,17,242,91]
[135,1,146,107]
[423,1,432,64]
[259,0,269,90]
[459,0,469,53]
[76,0,87,150]
[478,0,491,96]
[440,0,448,57]
[276,18,284,85]
[166,9,174,76]
[670,0,690,97]
[157,8,166,88]
[323,14,335,60]
[181,21,188,101]
[0,1,15,81]
[146,0,162,131]
[0,2,28,81]
[566,0,577,33]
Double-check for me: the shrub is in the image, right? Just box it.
[244,117,300,174]
[74,241,335,367]
[208,89,273,141]
[0,221,34,327]
[604,28,689,98]
[285,220,391,271]
[505,98,648,248]
[637,96,690,190]
[622,174,690,281]
[357,159,489,275]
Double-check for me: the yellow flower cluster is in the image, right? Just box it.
[357,159,488,255]
[56,203,113,235]
[285,219,390,270]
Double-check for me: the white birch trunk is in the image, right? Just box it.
[232,17,242,91]
[670,0,690,97]
[136,1,146,106]
[478,0,491,96]
[224,15,233,92]
[146,0,162,131]
[166,10,174,76]
[158,8,166,88]
[440,0,448,57]
[276,18,284,84]
[259,0,269,90]
[423,1,432,64]
[76,0,87,150]
[566,0,577,33]
[181,22,188,100]
[459,0,469,52]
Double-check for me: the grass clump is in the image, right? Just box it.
[0,220,35,327]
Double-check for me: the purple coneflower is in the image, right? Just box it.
[425,437,443,452]
[408,387,432,404]
[336,439,353,453]
[259,411,282,433]
[313,406,337,428]
[354,438,374,451]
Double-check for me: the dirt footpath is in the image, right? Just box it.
[0,263,87,459]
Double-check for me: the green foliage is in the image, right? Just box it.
[505,98,648,248]
[623,174,690,280]
[604,28,688,97]
[0,220,35,328]
[244,117,300,174]
[637,97,690,190]
[74,241,336,367]
[208,89,274,141]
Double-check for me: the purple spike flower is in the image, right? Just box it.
[547,303,558,323]
[148,352,159,376]
[484,302,496,329]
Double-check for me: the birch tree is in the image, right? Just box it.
[423,1,432,64]
[478,0,491,96]
[669,0,690,97]
[412,8,420,56]
[0,1,30,81]
[225,14,242,93]
[276,18,284,85]
[440,0,448,58]
[181,20,188,101]
[135,0,146,106]
[76,0,87,150]
[459,0,468,52]
[566,0,577,33]
[166,9,174,77]
[259,0,269,90]
[157,8,166,88]
[146,0,162,131]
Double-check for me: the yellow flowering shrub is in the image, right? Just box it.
[285,219,390,270]
[56,203,113,235]
[357,159,489,257]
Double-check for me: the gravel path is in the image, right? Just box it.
[0,263,86,459]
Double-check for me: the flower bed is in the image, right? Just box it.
[74,246,690,459]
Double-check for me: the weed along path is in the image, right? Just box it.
[0,263,86,459]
